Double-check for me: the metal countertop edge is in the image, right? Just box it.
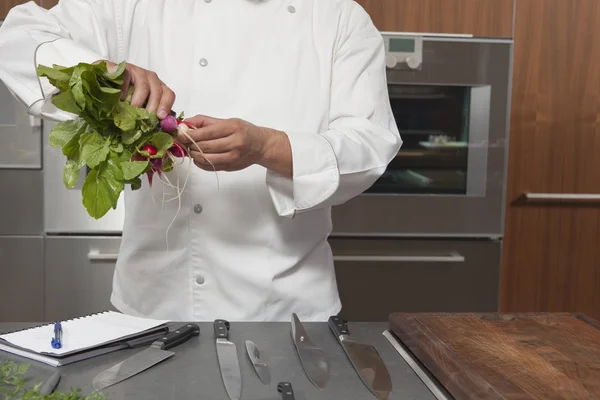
[382,330,451,400]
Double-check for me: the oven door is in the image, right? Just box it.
[331,36,513,237]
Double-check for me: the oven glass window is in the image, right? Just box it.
[367,84,475,195]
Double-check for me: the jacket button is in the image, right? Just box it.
[196,276,205,285]
[288,5,296,13]
[199,58,208,67]
[194,204,203,214]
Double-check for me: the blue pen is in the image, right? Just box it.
[51,322,62,349]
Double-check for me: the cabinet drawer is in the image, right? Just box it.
[45,237,120,321]
[0,171,43,235]
[329,238,501,321]
[0,237,43,322]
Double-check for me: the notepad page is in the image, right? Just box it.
[0,311,170,355]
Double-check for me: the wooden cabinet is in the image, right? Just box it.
[500,0,600,320]
[0,0,56,19]
[41,0,58,8]
[357,0,515,37]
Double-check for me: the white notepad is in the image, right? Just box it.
[0,311,170,366]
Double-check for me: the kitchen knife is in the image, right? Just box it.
[277,382,296,400]
[245,340,270,385]
[215,319,242,400]
[92,323,200,391]
[38,371,61,395]
[290,313,329,389]
[329,316,392,400]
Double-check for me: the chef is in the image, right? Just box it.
[0,0,401,322]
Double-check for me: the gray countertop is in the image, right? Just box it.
[0,321,437,400]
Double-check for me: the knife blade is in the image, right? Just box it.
[290,313,329,389]
[277,382,296,400]
[214,319,242,400]
[245,340,270,384]
[92,323,200,391]
[328,316,392,400]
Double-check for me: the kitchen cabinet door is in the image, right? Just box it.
[41,0,58,8]
[45,237,120,321]
[0,1,41,20]
[500,0,600,320]
[330,238,501,322]
[0,237,44,322]
[356,0,515,38]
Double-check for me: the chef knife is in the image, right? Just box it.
[277,382,296,400]
[245,340,270,384]
[92,323,200,391]
[290,312,329,389]
[328,316,392,400]
[215,319,242,400]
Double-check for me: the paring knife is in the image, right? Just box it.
[328,316,392,400]
[290,313,329,389]
[245,340,270,384]
[277,382,296,400]
[215,319,242,400]
[92,323,200,391]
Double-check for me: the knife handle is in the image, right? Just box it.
[124,329,169,348]
[214,319,230,340]
[277,382,295,400]
[155,323,200,350]
[328,315,350,337]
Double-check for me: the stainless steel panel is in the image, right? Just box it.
[45,236,120,321]
[330,238,502,321]
[332,37,513,237]
[0,236,44,322]
[0,77,42,169]
[43,121,124,233]
[0,170,43,235]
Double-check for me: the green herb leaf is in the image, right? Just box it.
[51,90,82,115]
[121,160,149,180]
[103,61,127,84]
[148,131,174,157]
[48,120,82,147]
[82,156,124,219]
[125,176,143,191]
[63,160,82,189]
[80,132,110,169]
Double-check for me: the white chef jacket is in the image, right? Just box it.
[0,0,401,321]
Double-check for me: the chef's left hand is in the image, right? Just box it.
[178,115,270,172]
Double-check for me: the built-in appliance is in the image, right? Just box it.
[0,19,45,321]
[329,33,514,321]
[331,33,513,238]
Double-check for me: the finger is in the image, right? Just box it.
[120,71,132,101]
[183,114,221,128]
[157,84,176,119]
[191,151,234,167]
[178,124,231,144]
[188,137,236,155]
[144,73,163,114]
[130,74,151,108]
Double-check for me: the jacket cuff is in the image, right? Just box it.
[266,130,340,218]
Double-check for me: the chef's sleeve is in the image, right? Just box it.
[0,0,118,121]
[265,3,402,218]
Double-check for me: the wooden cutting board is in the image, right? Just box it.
[389,313,600,399]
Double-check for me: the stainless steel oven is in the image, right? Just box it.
[331,33,513,238]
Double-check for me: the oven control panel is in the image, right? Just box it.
[382,34,423,71]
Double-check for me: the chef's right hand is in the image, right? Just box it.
[96,60,176,119]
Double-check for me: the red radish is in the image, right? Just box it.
[131,152,146,161]
[181,120,194,128]
[160,115,179,133]
[142,144,157,156]
[169,142,186,158]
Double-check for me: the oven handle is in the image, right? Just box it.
[523,193,600,202]
[333,253,465,263]
[88,250,119,262]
